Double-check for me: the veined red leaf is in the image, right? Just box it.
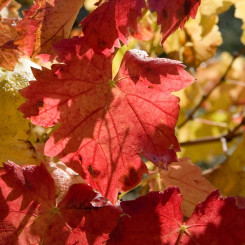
[148,0,201,44]
[81,0,146,52]
[0,162,121,245]
[20,0,85,57]
[81,0,200,51]
[108,187,245,245]
[20,37,194,203]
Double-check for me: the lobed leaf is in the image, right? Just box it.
[108,186,245,245]
[81,0,146,52]
[0,162,121,244]
[147,158,216,217]
[25,0,85,57]
[145,0,200,45]
[19,37,194,203]
[81,0,200,51]
[0,6,37,70]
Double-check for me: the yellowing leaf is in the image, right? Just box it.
[234,0,245,45]
[205,135,245,197]
[142,158,215,217]
[200,0,234,15]
[160,158,215,217]
[177,113,228,163]
[29,0,85,56]
[163,8,222,67]
[0,59,40,165]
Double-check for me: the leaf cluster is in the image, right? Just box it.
[1,0,245,244]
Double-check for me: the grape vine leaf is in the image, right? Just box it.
[0,61,40,165]
[0,9,37,70]
[81,0,200,51]
[26,0,85,57]
[148,0,201,44]
[150,158,215,217]
[0,162,121,245]
[81,0,146,52]
[108,186,245,245]
[44,160,85,203]
[19,37,194,203]
[163,14,222,67]
[234,0,245,45]
[205,135,245,197]
[0,19,21,70]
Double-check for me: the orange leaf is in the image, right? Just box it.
[160,157,215,216]
[27,0,85,57]
[0,19,21,70]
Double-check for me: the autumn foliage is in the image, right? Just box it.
[1,0,245,244]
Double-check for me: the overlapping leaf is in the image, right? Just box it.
[0,162,121,244]
[205,135,245,197]
[0,60,40,165]
[0,0,84,70]
[81,0,200,51]
[20,37,194,203]
[0,19,21,70]
[145,158,215,217]
[0,5,37,70]
[148,0,200,44]
[81,0,146,52]
[108,186,245,244]
[234,0,245,45]
[25,0,85,57]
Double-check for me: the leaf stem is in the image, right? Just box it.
[178,47,245,129]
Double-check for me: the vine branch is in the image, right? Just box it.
[178,47,245,129]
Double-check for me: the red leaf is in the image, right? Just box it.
[108,187,245,245]
[108,187,183,244]
[15,3,39,57]
[148,0,201,44]
[81,0,146,52]
[20,37,194,203]
[17,0,84,57]
[0,162,121,245]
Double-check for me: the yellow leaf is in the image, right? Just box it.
[163,11,222,67]
[234,0,245,45]
[142,158,215,217]
[205,135,245,197]
[0,59,40,165]
[200,0,234,15]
